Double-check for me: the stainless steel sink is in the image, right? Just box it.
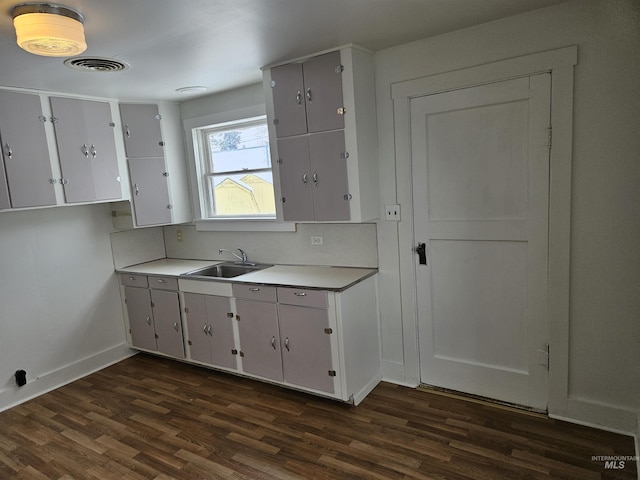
[183,262,270,279]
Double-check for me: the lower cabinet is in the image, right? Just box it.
[121,273,380,405]
[183,293,236,369]
[121,274,185,358]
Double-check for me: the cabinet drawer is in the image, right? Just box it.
[277,287,328,308]
[232,284,277,303]
[120,274,148,287]
[148,276,178,291]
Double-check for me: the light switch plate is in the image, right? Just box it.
[311,236,324,245]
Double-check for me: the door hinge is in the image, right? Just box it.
[155,114,162,120]
[340,151,349,160]
[328,370,336,377]
[231,349,238,355]
[227,312,234,318]
[184,307,189,314]
[335,65,344,73]
[235,315,241,321]
[150,302,155,308]
[537,344,550,370]
[188,340,192,346]
[324,328,333,335]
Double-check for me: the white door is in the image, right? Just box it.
[412,75,551,410]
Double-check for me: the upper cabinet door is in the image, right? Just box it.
[127,157,172,226]
[277,135,314,221]
[119,103,165,158]
[308,130,349,221]
[0,90,56,208]
[302,51,344,134]
[84,100,121,201]
[50,97,121,203]
[271,63,307,138]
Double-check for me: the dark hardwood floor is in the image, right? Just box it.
[0,354,636,479]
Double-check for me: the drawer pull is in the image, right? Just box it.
[293,292,307,297]
[249,288,261,292]
[128,276,136,281]
[157,279,167,284]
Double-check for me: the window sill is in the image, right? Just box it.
[194,219,297,232]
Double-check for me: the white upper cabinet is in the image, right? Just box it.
[0,90,57,209]
[271,51,345,138]
[50,96,121,203]
[263,46,379,222]
[116,102,192,228]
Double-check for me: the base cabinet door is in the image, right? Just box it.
[236,299,283,382]
[124,286,157,352]
[151,289,184,358]
[183,293,236,369]
[277,303,335,393]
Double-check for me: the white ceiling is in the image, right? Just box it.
[0,0,567,102]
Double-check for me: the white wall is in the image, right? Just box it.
[375,0,640,434]
[0,204,132,411]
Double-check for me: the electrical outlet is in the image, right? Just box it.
[176,229,183,242]
[385,204,401,221]
[311,235,324,245]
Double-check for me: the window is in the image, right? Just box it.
[194,116,275,219]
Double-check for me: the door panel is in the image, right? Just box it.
[127,157,172,226]
[85,100,120,201]
[236,299,282,381]
[125,286,157,351]
[204,295,235,369]
[278,304,334,393]
[413,75,551,410]
[0,90,56,208]
[277,136,313,221]
[308,130,350,221]
[183,293,212,364]
[151,290,184,359]
[119,103,165,158]
[303,51,344,134]
[271,63,307,138]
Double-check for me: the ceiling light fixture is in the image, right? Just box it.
[12,3,86,57]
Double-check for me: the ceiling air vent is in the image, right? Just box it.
[64,57,129,72]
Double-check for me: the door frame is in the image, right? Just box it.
[391,46,577,417]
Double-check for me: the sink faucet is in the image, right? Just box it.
[219,248,250,264]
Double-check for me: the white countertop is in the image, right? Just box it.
[117,259,376,291]
[117,258,218,276]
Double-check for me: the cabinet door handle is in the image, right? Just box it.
[4,143,12,160]
[134,183,140,196]
[173,321,179,332]
[128,276,136,281]
[207,325,213,336]
[249,288,260,292]
[302,173,308,187]
[306,88,312,103]
[284,337,290,351]
[82,144,89,158]
[296,91,302,105]
[125,125,131,138]
[145,316,152,326]
[293,292,307,297]
[203,324,209,335]
[157,279,167,284]
[271,336,276,350]
[90,144,97,158]
[312,172,318,187]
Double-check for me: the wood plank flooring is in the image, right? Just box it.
[0,354,636,479]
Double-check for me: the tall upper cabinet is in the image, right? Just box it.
[115,102,191,228]
[0,90,57,209]
[262,46,379,222]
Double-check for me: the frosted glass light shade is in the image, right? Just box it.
[13,10,86,57]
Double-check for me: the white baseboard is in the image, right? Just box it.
[380,360,419,388]
[0,343,135,413]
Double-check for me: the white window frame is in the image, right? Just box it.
[183,104,294,232]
